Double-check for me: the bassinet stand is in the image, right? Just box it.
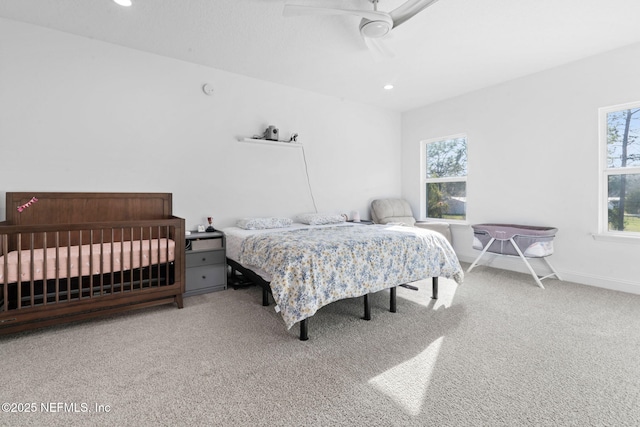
[467,224,562,289]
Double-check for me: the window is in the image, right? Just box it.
[599,102,640,235]
[420,134,467,221]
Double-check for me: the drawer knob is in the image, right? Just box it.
[202,276,206,279]
[202,258,206,262]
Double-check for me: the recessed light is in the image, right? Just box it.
[383,84,394,90]
[113,0,132,7]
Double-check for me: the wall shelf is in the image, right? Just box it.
[238,137,302,148]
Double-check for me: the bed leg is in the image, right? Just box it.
[299,319,309,341]
[262,286,270,306]
[175,294,184,309]
[432,277,438,300]
[363,294,371,320]
[390,287,397,313]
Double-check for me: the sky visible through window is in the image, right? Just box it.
[607,108,640,168]
[426,137,467,178]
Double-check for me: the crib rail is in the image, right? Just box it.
[0,218,184,316]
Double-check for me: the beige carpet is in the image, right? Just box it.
[1,264,639,427]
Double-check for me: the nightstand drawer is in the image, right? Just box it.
[186,265,226,291]
[186,250,225,268]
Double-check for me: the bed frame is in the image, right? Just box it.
[226,258,439,341]
[0,192,185,335]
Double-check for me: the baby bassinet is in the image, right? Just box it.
[467,223,561,288]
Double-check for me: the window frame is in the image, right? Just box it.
[419,133,468,223]
[598,101,640,238]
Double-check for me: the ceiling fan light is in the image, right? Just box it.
[113,0,132,7]
[360,20,391,38]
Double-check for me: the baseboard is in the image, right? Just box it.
[457,252,640,296]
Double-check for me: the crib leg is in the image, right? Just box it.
[390,287,397,313]
[363,294,371,320]
[467,237,496,272]
[543,257,562,281]
[175,294,184,309]
[510,238,545,289]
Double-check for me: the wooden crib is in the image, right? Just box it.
[0,192,185,335]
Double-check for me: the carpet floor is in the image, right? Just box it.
[1,263,639,426]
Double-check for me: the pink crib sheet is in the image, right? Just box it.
[0,238,175,283]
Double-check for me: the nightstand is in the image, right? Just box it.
[185,231,227,296]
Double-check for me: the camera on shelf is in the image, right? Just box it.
[263,125,279,141]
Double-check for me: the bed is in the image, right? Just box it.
[223,221,463,340]
[0,192,185,335]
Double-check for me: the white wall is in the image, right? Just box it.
[0,18,401,229]
[402,42,640,293]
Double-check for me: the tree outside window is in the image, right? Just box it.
[421,135,467,221]
[602,102,640,234]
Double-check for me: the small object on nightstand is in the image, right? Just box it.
[351,211,361,222]
[197,224,205,232]
[206,216,215,232]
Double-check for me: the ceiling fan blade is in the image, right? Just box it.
[389,0,439,28]
[363,36,394,62]
[283,4,390,23]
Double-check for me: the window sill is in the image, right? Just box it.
[418,219,470,227]
[592,233,640,244]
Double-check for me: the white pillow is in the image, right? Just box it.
[296,213,346,225]
[236,217,293,230]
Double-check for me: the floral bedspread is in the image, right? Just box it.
[238,225,464,330]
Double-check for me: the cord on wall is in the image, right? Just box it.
[300,145,318,213]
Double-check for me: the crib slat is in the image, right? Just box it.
[129,227,133,291]
[166,226,170,286]
[148,227,153,287]
[119,228,124,293]
[158,227,162,286]
[109,229,115,295]
[67,231,72,303]
[139,227,144,290]
[78,230,84,299]
[17,234,22,309]
[157,226,161,286]
[2,234,8,312]
[154,227,157,284]
[99,229,104,297]
[129,227,134,293]
[88,230,94,298]
[165,226,170,286]
[42,233,47,306]
[29,233,35,307]
[55,232,60,304]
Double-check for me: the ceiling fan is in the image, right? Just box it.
[283,0,440,58]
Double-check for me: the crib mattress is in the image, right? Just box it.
[472,224,557,258]
[0,238,175,283]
